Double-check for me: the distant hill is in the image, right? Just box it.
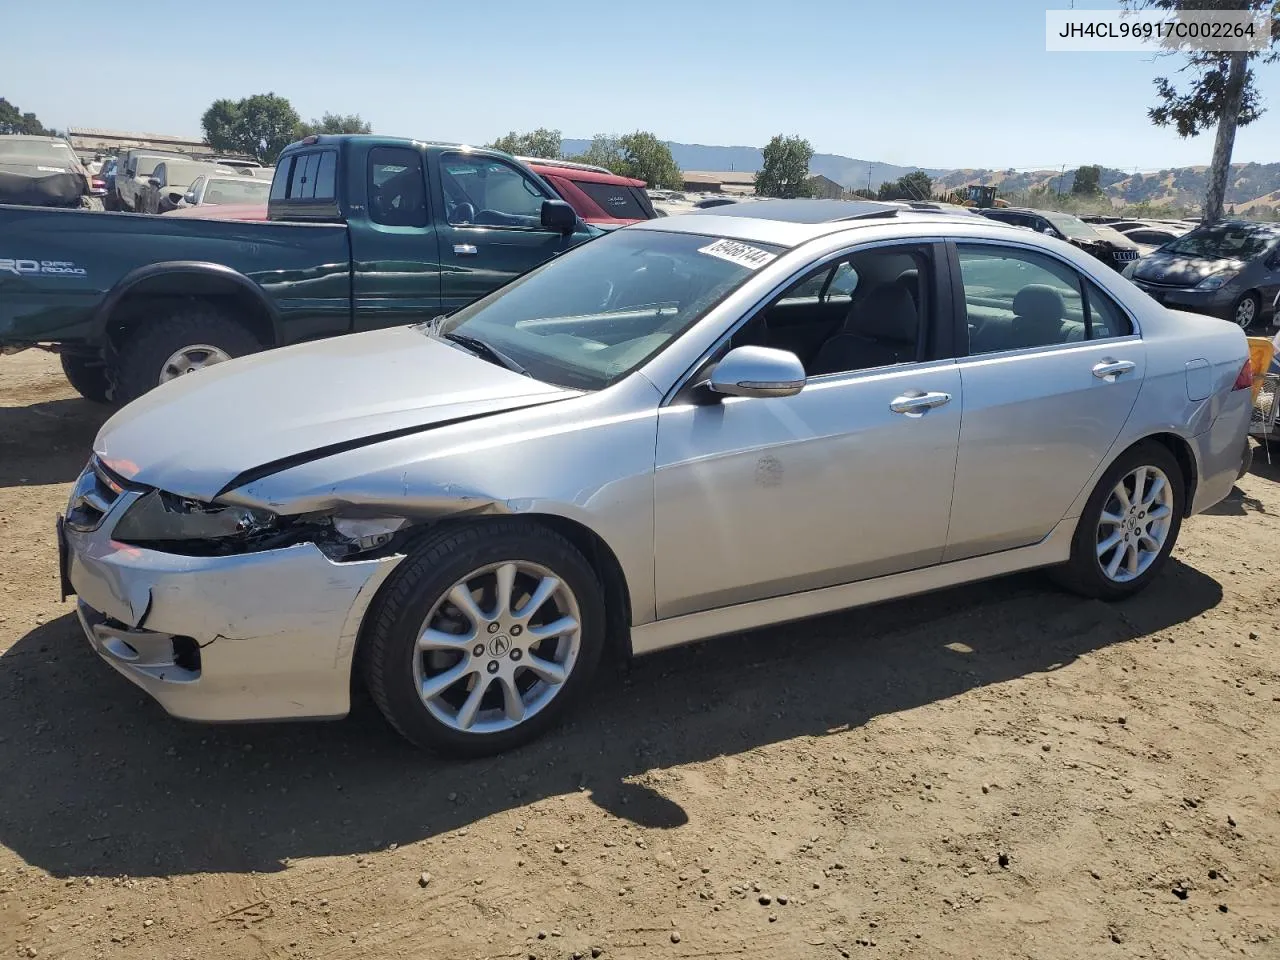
[558,138,1280,211]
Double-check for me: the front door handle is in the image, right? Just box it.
[1092,359,1136,381]
[890,391,952,416]
[453,244,478,256]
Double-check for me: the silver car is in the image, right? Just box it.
[59,200,1254,755]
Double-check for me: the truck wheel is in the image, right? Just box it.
[78,196,105,212]
[113,303,262,404]
[59,354,112,404]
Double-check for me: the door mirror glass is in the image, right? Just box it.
[541,199,577,234]
[183,191,197,205]
[707,346,805,399]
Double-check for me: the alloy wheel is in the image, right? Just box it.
[1095,465,1174,583]
[159,344,232,383]
[412,561,582,734]
[1234,296,1257,329]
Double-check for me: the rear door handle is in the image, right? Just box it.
[1092,359,1136,381]
[453,244,478,256]
[890,391,952,416]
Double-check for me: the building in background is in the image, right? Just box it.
[807,174,846,199]
[680,170,758,195]
[67,128,209,162]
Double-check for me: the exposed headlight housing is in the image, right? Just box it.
[1196,270,1237,291]
[114,490,277,545]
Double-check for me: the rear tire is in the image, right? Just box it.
[112,302,261,404]
[78,196,105,212]
[1052,441,1185,600]
[361,520,607,756]
[59,353,112,404]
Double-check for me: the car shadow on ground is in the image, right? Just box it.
[0,559,1221,879]
[0,398,111,488]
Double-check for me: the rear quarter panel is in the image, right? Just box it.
[0,205,352,347]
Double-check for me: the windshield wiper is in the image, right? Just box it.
[444,332,529,377]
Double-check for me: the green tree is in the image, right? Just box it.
[1072,164,1103,195]
[852,187,877,199]
[617,131,681,188]
[298,112,372,137]
[755,134,814,198]
[877,171,933,201]
[564,134,626,172]
[0,97,48,135]
[201,93,302,164]
[488,128,562,159]
[1131,0,1279,222]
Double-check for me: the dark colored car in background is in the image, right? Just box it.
[1,135,595,403]
[519,157,657,227]
[977,207,1141,272]
[0,135,99,210]
[1124,220,1280,329]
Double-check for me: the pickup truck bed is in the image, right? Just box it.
[1,134,593,403]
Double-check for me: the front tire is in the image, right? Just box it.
[59,353,112,404]
[1053,441,1185,600]
[112,302,261,404]
[362,520,606,756]
[1231,292,1260,330]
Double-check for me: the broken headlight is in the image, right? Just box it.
[113,490,278,544]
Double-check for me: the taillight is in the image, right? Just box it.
[1233,357,1253,391]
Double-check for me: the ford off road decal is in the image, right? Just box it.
[0,258,87,278]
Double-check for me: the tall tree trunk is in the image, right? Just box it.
[1203,50,1248,224]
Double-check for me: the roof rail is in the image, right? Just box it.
[516,155,614,175]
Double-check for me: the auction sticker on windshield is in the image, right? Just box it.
[698,239,777,270]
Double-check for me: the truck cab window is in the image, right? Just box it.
[440,153,548,229]
[369,147,427,227]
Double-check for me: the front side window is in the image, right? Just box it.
[441,153,549,228]
[368,147,426,227]
[958,244,1130,353]
[430,230,783,390]
[739,245,930,377]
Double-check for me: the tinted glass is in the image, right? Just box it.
[441,153,548,227]
[575,181,650,219]
[368,147,426,227]
[1166,223,1280,261]
[270,157,293,200]
[1126,229,1173,245]
[1041,211,1099,240]
[433,230,783,390]
[1084,280,1134,338]
[314,151,336,199]
[958,245,1088,353]
[291,153,318,199]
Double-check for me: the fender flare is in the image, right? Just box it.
[93,260,282,346]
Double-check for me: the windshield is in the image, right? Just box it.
[1041,211,1098,240]
[1165,223,1280,261]
[430,230,784,390]
[0,139,77,169]
[203,178,269,204]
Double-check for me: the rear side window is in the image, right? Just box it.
[368,147,427,227]
[1084,280,1134,338]
[271,150,337,201]
[575,181,650,220]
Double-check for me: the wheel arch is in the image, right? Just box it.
[96,262,281,353]
[1070,431,1199,523]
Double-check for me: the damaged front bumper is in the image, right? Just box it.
[62,475,403,722]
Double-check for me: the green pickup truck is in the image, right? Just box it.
[0,135,598,403]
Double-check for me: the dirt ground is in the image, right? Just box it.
[1,348,1278,960]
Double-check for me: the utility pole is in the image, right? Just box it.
[1057,164,1066,198]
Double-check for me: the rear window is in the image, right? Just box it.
[270,150,337,201]
[574,181,653,220]
[0,139,77,168]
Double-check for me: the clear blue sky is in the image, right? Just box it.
[6,0,1278,172]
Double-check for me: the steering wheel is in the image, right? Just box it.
[449,200,476,225]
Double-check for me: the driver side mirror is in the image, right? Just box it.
[148,177,161,188]
[183,191,197,205]
[705,346,805,399]
[541,199,577,234]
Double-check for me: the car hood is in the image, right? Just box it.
[95,327,580,501]
[1132,251,1243,286]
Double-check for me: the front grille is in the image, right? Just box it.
[1112,250,1140,262]
[65,457,126,532]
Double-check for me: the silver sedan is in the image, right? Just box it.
[60,200,1253,755]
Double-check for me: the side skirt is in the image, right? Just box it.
[629,519,1076,656]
